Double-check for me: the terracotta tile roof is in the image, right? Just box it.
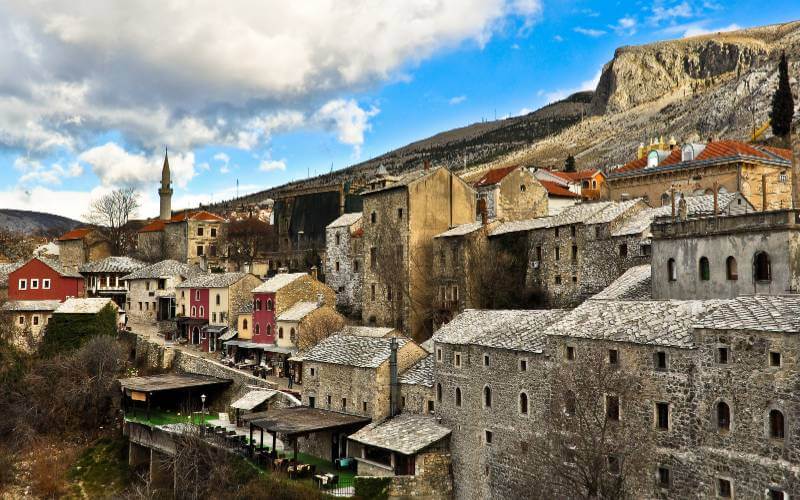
[695,140,770,161]
[539,180,580,198]
[474,166,518,187]
[57,228,92,241]
[616,148,682,173]
[552,169,602,182]
[138,220,166,233]
[170,210,226,222]
[755,145,792,161]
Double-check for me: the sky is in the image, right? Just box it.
[0,0,799,221]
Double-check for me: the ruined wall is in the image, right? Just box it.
[325,220,364,317]
[496,168,548,221]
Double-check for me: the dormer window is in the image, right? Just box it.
[681,144,694,162]
[647,150,660,168]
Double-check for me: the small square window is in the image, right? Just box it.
[608,349,619,365]
[572,275,578,283]
[555,276,562,285]
[484,430,493,445]
[566,346,575,361]
[717,347,729,364]
[657,467,670,488]
[483,354,490,367]
[717,478,732,498]
[519,359,528,372]
[30,279,39,289]
[42,279,51,289]
[770,351,781,367]
[210,228,217,237]
[655,351,668,371]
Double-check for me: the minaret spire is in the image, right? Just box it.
[159,146,173,220]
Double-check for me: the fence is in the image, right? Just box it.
[317,476,354,497]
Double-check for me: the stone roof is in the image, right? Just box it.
[239,301,254,314]
[341,326,397,338]
[584,199,642,225]
[349,414,451,455]
[1,300,61,312]
[420,338,434,353]
[36,257,83,278]
[230,390,278,410]
[327,212,362,229]
[694,295,800,333]
[435,221,485,238]
[252,272,307,293]
[302,334,409,368]
[433,309,568,353]
[0,261,24,288]
[176,272,253,289]
[399,355,433,387]
[549,201,615,227]
[490,217,551,237]
[79,256,146,274]
[591,265,652,301]
[546,299,723,348]
[121,260,206,281]
[55,297,118,314]
[277,301,320,322]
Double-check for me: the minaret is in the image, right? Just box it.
[159,148,173,220]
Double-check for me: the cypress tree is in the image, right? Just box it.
[564,155,576,172]
[770,51,794,138]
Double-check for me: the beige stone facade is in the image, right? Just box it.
[474,166,548,221]
[276,305,344,351]
[57,229,112,272]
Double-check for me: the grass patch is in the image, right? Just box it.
[124,408,205,426]
[66,437,131,499]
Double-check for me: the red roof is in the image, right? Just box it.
[755,145,792,161]
[695,140,771,161]
[540,180,580,198]
[138,220,166,233]
[170,210,226,223]
[57,228,92,241]
[474,166,518,188]
[552,169,602,182]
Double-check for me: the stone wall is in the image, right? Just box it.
[401,382,434,415]
[302,362,389,420]
[496,167,548,221]
[58,240,86,272]
[388,451,454,500]
[325,220,363,317]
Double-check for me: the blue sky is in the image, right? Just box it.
[0,1,798,220]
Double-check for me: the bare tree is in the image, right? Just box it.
[85,187,141,255]
[298,308,345,350]
[223,218,276,271]
[530,349,655,499]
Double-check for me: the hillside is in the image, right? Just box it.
[0,209,81,235]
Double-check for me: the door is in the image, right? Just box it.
[331,433,339,462]
[192,326,200,345]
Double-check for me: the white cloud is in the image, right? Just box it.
[449,95,467,105]
[259,159,287,172]
[313,99,380,157]
[610,16,637,36]
[573,27,606,37]
[77,142,196,189]
[14,156,83,185]
[0,185,114,221]
[0,1,542,155]
[681,23,741,38]
[650,1,693,25]
[540,68,602,103]
[553,35,564,42]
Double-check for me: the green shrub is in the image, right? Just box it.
[354,476,391,500]
[40,303,118,356]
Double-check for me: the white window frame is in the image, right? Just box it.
[42,279,51,289]
[18,279,27,290]
[30,279,39,289]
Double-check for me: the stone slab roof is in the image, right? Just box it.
[37,257,83,278]
[490,217,551,237]
[327,212,363,229]
[54,297,118,314]
[252,272,307,293]
[0,261,24,288]
[230,390,278,411]
[349,414,451,455]
[435,221,485,238]
[362,168,433,195]
[1,300,61,312]
[277,301,320,322]
[342,326,397,338]
[591,265,652,301]
[420,338,434,353]
[303,334,409,368]
[694,295,800,333]
[118,373,231,392]
[177,272,253,289]
[545,299,724,348]
[122,260,205,281]
[79,256,146,274]
[399,355,433,387]
[433,309,569,353]
[584,199,642,225]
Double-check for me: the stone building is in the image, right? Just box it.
[324,212,363,316]
[56,228,112,272]
[535,168,607,201]
[606,140,793,211]
[79,256,145,310]
[472,165,548,221]
[122,260,205,323]
[431,309,569,500]
[137,210,227,269]
[275,300,344,351]
[0,299,60,352]
[399,354,435,415]
[651,207,800,300]
[360,166,476,339]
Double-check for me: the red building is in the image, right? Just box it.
[8,257,84,302]
[250,272,329,345]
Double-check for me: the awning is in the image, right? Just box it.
[118,373,232,393]
[230,390,278,411]
[219,329,237,342]
[223,340,296,354]
[203,325,228,334]
[249,407,370,437]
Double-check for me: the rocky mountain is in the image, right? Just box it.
[0,209,81,236]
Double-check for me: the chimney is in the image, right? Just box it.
[478,198,488,225]
[762,174,768,212]
[671,188,676,219]
[389,337,399,417]
[713,182,719,217]
[310,265,318,280]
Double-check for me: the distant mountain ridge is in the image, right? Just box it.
[0,209,81,235]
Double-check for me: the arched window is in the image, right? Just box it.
[215,294,221,305]
[266,324,272,336]
[436,383,442,403]
[455,387,462,407]
[199,306,204,317]
[717,402,731,431]
[769,409,785,439]
[267,299,274,311]
[255,299,261,311]
[564,390,576,416]
[191,306,197,316]
[290,327,296,342]
[699,257,710,281]
[483,386,492,408]
[519,392,529,415]
[243,319,248,330]
[254,324,260,335]
[667,259,677,282]
[726,256,738,281]
[755,252,771,282]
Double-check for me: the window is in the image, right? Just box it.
[325,395,332,407]
[278,327,284,339]
[655,351,668,371]
[289,327,295,342]
[484,430,493,445]
[519,392,529,415]
[353,260,360,272]
[483,386,492,408]
[717,478,732,498]
[215,294,221,305]
[191,306,196,316]
[370,211,377,224]
[608,349,619,366]
[520,184,526,192]
[254,324,260,335]
[436,383,442,402]
[535,246,542,261]
[483,354,490,367]
[369,247,377,270]
[197,245,204,256]
[308,396,316,408]
[769,489,787,500]
[570,225,576,237]
[158,279,166,290]
[335,232,340,246]
[370,284,376,301]
[667,258,677,282]
[554,227,560,237]
[397,208,403,220]
[554,275,562,285]
[210,227,217,237]
[455,387,462,407]
[780,171,788,183]
[195,290,201,300]
[267,299,273,311]
[197,227,204,236]
[212,312,217,322]
[310,367,316,377]
[386,285,392,301]
[32,315,39,326]
[363,401,368,412]
[454,352,461,368]
[18,279,26,290]
[199,306,204,317]
[243,319,248,330]
[657,467,670,488]
[595,226,602,238]
[519,359,528,371]
[656,402,669,430]
[571,245,578,262]
[566,346,575,361]
[18,316,24,325]
[755,252,771,281]
[555,246,560,261]
[770,351,782,367]
[42,279,50,289]
[30,279,39,289]
[619,243,628,257]
[607,455,620,475]
[436,347,442,362]
[717,347,729,365]
[606,395,620,421]
[255,299,261,311]
[717,401,731,431]
[769,409,785,439]
[341,398,347,411]
[725,256,738,280]
[427,400,434,413]
[335,261,340,272]
[699,257,710,281]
